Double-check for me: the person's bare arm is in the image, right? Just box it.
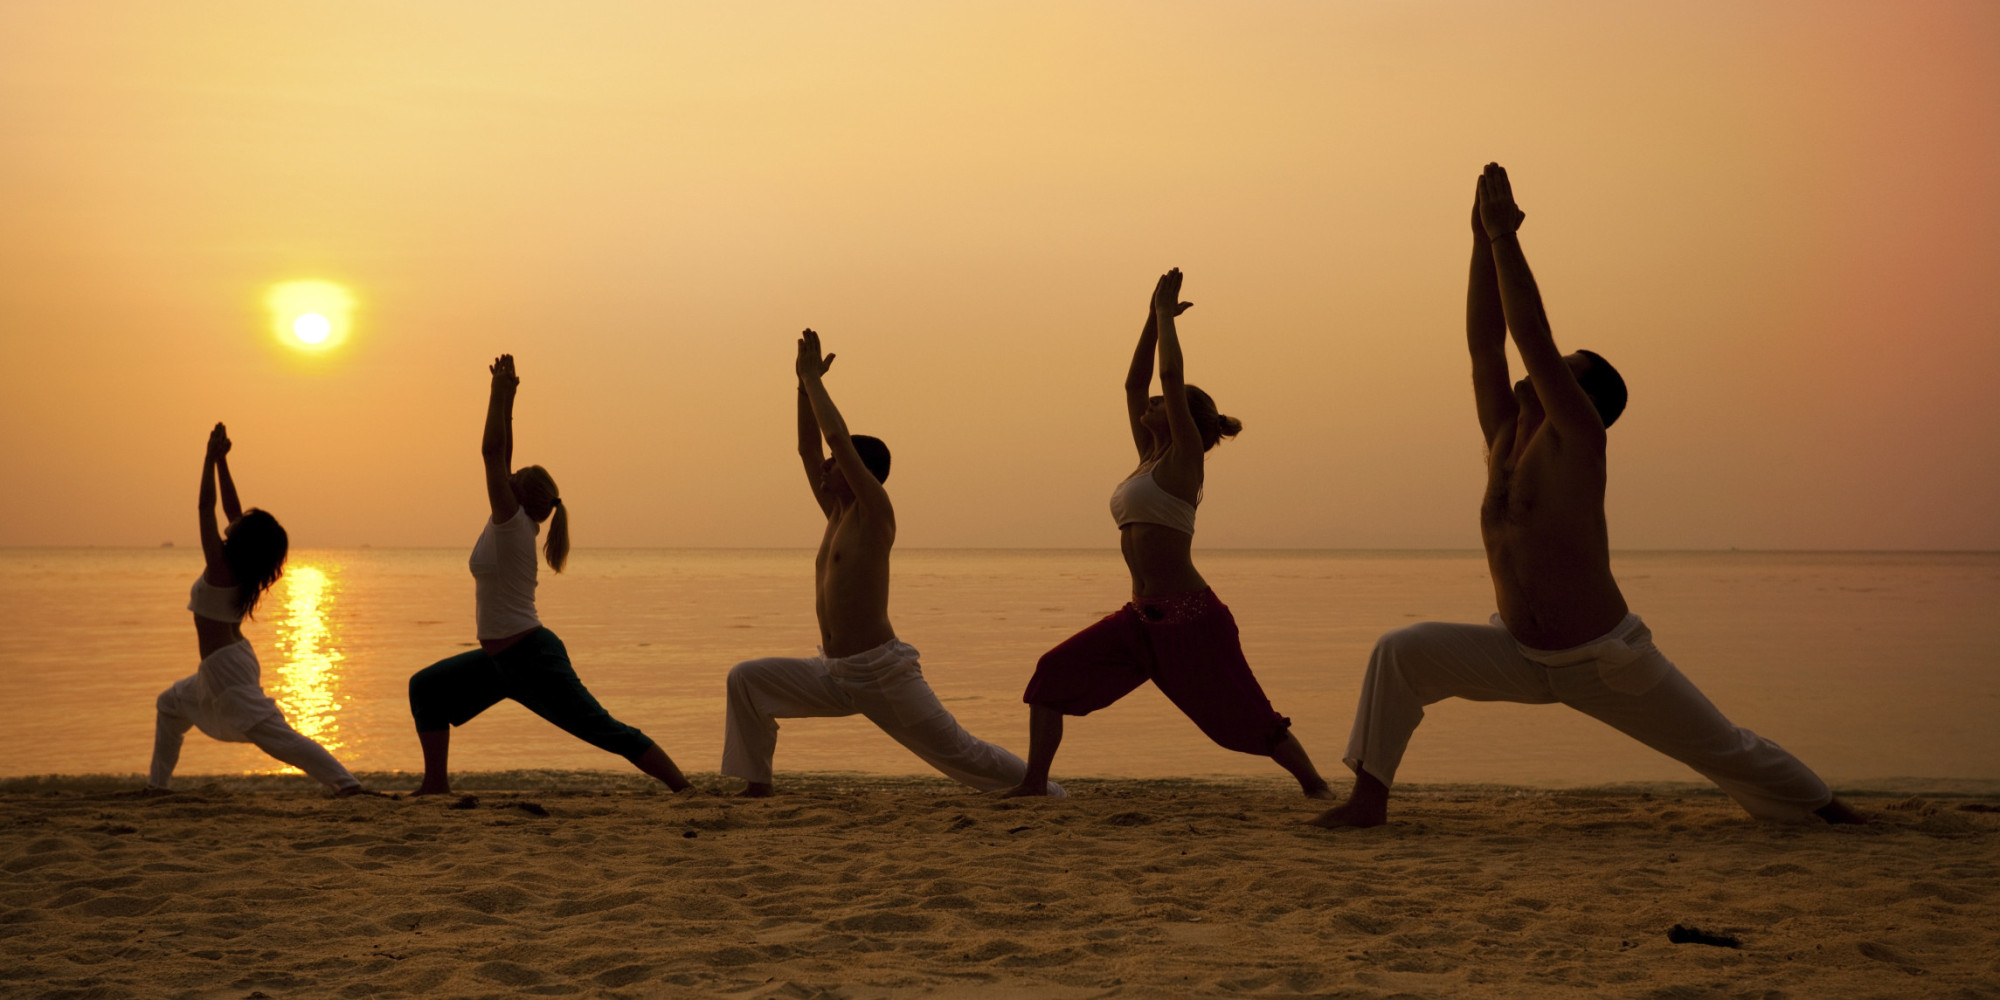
[1466,181,1517,448]
[1478,163,1605,442]
[1149,269,1205,499]
[198,426,233,586]
[797,359,835,517]
[210,424,245,523]
[1124,310,1159,457]
[1124,295,1193,458]
[482,354,522,524]
[796,329,893,534]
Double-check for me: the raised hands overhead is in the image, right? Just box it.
[1152,267,1192,321]
[207,422,231,460]
[490,353,519,390]
[1476,162,1527,242]
[795,328,835,383]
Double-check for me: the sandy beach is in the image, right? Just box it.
[3,773,1996,999]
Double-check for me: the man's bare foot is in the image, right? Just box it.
[1816,797,1866,825]
[410,782,451,797]
[736,782,774,798]
[1001,781,1051,798]
[1307,768,1389,828]
[1306,799,1387,829]
[1303,781,1335,801]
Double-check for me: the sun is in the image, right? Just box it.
[267,280,355,352]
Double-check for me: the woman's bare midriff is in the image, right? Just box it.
[1121,523,1208,598]
[193,616,244,660]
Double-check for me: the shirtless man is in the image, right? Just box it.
[1312,164,1860,828]
[720,329,1060,797]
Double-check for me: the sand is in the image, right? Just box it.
[2,773,1996,1000]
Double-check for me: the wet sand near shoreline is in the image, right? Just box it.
[4,772,1997,999]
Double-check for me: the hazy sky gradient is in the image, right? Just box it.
[3,1,1995,550]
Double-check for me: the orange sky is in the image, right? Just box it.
[2,1,1995,550]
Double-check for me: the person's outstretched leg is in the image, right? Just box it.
[501,631,688,791]
[632,744,689,791]
[842,653,1064,796]
[723,655,853,796]
[408,648,504,797]
[1144,593,1330,799]
[1552,642,1853,824]
[245,716,363,795]
[1269,734,1333,800]
[1313,621,1553,828]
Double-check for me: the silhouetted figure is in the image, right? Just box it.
[1311,164,1862,828]
[149,423,363,795]
[1006,270,1333,800]
[721,330,1059,797]
[407,355,689,796]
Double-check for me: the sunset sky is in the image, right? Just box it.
[2,1,1995,551]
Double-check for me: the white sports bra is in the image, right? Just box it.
[1110,466,1199,535]
[188,575,244,623]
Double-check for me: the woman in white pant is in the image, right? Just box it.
[149,423,362,795]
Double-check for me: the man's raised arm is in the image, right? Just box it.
[1466,180,1517,447]
[795,329,893,529]
[1478,163,1605,442]
[797,367,835,518]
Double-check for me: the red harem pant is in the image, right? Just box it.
[1021,588,1292,756]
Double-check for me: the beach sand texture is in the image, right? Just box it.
[4,774,1996,999]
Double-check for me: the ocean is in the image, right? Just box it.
[1,548,1994,786]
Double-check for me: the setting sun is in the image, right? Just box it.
[293,313,331,344]
[266,280,354,351]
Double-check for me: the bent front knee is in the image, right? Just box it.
[725,660,763,699]
[1374,621,1455,655]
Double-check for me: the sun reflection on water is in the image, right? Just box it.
[266,562,346,771]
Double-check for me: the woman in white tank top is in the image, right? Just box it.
[405,355,691,796]
[148,423,363,795]
[1007,270,1334,803]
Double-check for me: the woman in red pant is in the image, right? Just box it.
[1006,269,1332,800]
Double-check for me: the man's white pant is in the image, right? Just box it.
[150,640,359,792]
[723,638,1059,794]
[1344,614,1832,821]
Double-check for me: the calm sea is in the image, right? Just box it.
[1,548,1994,786]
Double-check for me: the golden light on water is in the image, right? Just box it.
[266,280,354,352]
[267,561,347,771]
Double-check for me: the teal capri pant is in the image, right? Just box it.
[408,627,654,762]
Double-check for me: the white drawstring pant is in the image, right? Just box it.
[722,638,1061,795]
[1343,614,1831,821]
[150,639,358,792]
